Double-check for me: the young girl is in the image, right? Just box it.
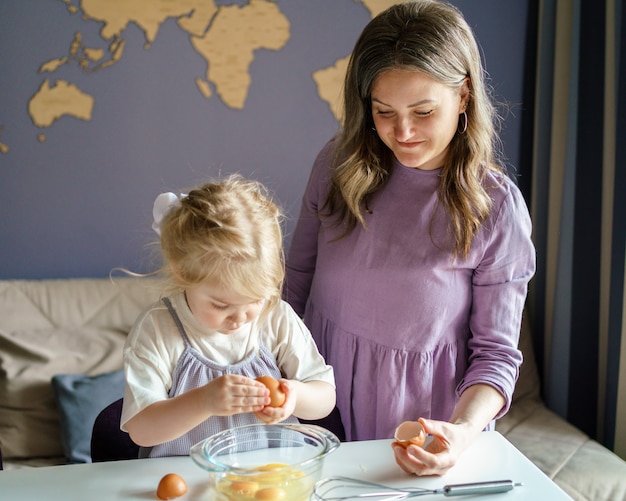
[121,175,336,458]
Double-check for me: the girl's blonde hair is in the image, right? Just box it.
[159,175,284,314]
[325,0,505,258]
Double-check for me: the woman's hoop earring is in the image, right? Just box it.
[458,111,468,134]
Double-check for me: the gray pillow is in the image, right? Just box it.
[51,370,125,463]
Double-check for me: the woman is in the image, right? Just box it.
[284,0,535,475]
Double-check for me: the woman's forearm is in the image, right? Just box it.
[449,383,505,433]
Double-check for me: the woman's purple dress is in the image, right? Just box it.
[284,139,536,441]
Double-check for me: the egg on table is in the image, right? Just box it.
[156,473,188,500]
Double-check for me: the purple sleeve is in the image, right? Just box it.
[457,180,536,418]
[283,141,334,316]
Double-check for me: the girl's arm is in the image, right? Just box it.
[290,379,336,420]
[125,374,270,447]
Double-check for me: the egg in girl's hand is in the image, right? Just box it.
[156,473,188,500]
[255,375,286,407]
[393,420,426,448]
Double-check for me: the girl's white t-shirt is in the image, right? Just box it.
[121,291,334,430]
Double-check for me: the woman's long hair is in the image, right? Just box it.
[324,0,505,258]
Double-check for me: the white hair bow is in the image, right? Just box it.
[152,192,183,236]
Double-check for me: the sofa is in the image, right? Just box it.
[1,278,625,500]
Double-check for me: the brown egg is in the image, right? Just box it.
[255,487,286,500]
[393,420,426,448]
[156,473,188,500]
[229,480,258,496]
[255,375,286,407]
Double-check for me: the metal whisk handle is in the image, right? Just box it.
[442,479,523,496]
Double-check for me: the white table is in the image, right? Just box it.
[0,431,571,500]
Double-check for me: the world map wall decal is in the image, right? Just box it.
[0,0,397,154]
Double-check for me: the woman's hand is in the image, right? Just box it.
[392,384,506,476]
[391,417,478,476]
[254,379,296,424]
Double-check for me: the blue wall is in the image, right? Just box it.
[0,0,531,279]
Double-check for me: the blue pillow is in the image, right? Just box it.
[51,370,125,463]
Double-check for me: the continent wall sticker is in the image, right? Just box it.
[1,0,398,154]
[17,0,290,148]
[312,0,398,122]
[0,127,8,154]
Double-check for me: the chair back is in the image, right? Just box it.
[91,398,139,462]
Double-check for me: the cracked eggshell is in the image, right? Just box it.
[393,421,426,448]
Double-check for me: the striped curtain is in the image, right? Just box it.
[526,0,626,457]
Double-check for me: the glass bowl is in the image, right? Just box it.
[190,423,340,501]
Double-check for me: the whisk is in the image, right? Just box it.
[312,476,523,500]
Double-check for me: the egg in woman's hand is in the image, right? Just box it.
[393,420,426,448]
[255,375,286,407]
[156,473,188,500]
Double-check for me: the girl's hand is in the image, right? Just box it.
[391,417,477,476]
[204,374,270,416]
[254,379,296,424]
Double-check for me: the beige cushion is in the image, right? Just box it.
[497,311,626,501]
[0,278,159,461]
[552,440,626,500]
